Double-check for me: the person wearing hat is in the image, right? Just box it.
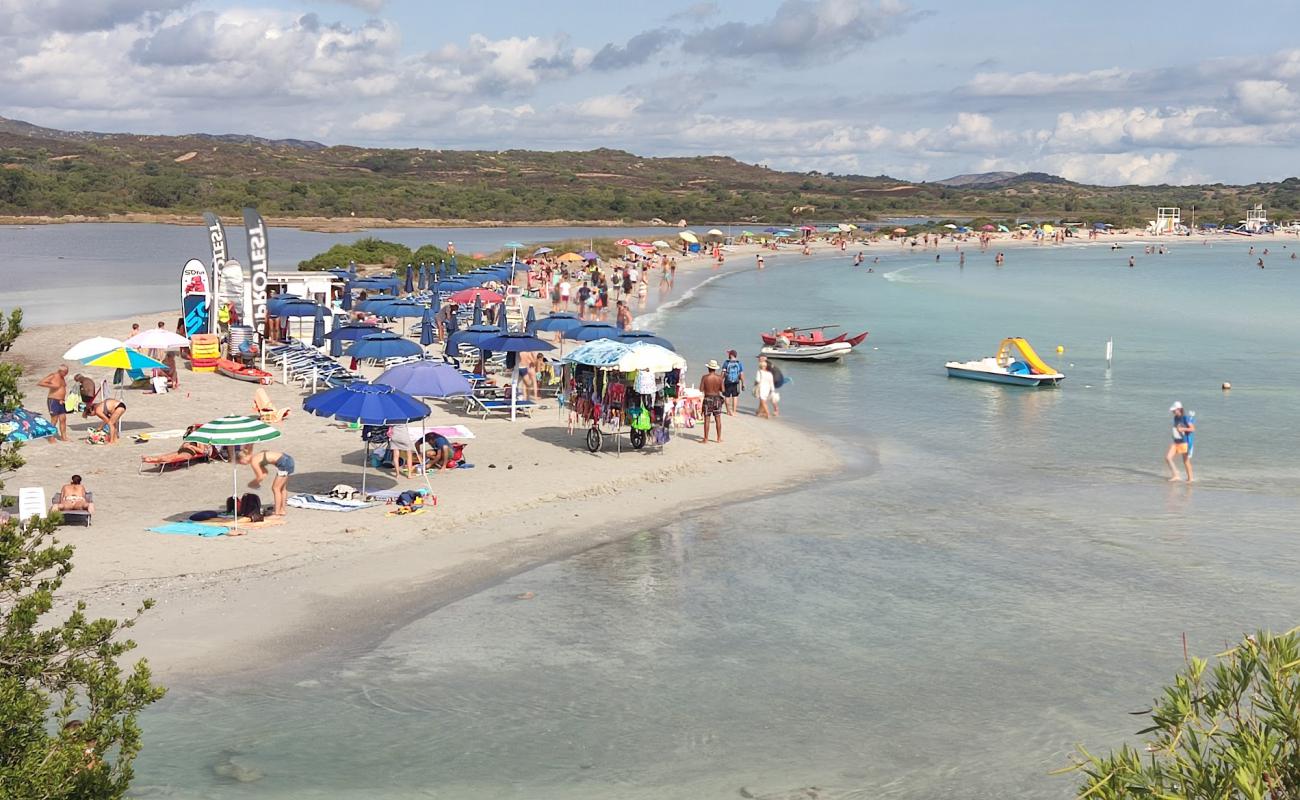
[1165,401,1195,482]
[699,360,726,444]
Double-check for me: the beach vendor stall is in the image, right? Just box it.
[561,338,686,453]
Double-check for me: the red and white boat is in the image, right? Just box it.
[760,325,868,347]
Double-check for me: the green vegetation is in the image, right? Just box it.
[297,239,488,271]
[3,118,1297,225]
[0,308,166,800]
[1065,629,1300,798]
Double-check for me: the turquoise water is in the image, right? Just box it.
[132,239,1300,798]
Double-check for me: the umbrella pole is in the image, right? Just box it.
[511,365,518,421]
[362,441,369,496]
[231,458,239,534]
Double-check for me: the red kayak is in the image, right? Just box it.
[216,359,273,385]
[761,327,868,347]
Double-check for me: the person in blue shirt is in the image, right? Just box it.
[721,349,745,415]
[1165,401,1196,483]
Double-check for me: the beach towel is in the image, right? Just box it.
[427,425,475,440]
[150,522,228,537]
[133,428,188,442]
[386,507,426,517]
[287,494,378,512]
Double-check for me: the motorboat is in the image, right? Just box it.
[761,341,853,362]
[760,325,868,347]
[945,338,1064,386]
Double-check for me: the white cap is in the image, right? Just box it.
[1169,401,1183,412]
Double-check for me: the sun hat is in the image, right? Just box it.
[1169,401,1183,412]
[705,360,720,370]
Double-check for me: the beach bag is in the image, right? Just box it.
[652,425,670,445]
[631,407,652,431]
[226,493,264,522]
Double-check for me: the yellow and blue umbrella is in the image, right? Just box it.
[80,347,166,371]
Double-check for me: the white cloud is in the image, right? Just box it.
[686,0,917,64]
[1232,80,1300,122]
[963,67,1135,97]
[354,110,403,131]
[575,94,643,120]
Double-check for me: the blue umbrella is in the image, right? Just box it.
[616,330,675,350]
[418,263,428,290]
[477,332,554,419]
[303,381,430,492]
[276,298,325,321]
[525,306,536,332]
[445,323,498,353]
[345,332,423,360]
[266,294,304,316]
[404,264,415,294]
[367,299,426,319]
[312,309,325,348]
[563,322,621,342]
[348,261,358,277]
[419,305,435,347]
[341,280,354,311]
[377,360,472,398]
[530,312,584,334]
[326,322,382,357]
[356,295,399,312]
[471,297,483,326]
[496,303,509,332]
[580,250,598,261]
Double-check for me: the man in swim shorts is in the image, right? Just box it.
[1164,401,1195,483]
[700,360,725,444]
[721,350,744,416]
[37,365,69,442]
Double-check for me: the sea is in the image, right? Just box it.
[9,225,1300,797]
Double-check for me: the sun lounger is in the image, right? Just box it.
[468,396,537,418]
[252,387,290,423]
[50,490,93,526]
[139,450,211,475]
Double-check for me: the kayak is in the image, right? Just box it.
[216,359,273,385]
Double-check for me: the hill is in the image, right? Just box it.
[0,116,1297,227]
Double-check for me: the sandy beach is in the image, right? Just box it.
[7,247,838,682]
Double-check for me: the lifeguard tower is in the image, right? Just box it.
[1147,207,1181,235]
[1243,204,1269,233]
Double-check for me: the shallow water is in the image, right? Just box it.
[125,237,1300,797]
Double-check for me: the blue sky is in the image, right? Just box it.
[2,0,1298,184]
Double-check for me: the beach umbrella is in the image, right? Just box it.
[981,224,996,231]
[497,303,509,333]
[377,360,472,399]
[311,310,325,348]
[678,231,698,244]
[124,329,189,351]
[348,261,358,277]
[892,227,908,234]
[355,294,399,311]
[450,287,504,305]
[0,408,59,442]
[471,296,483,326]
[80,347,166,371]
[529,312,584,334]
[267,294,305,316]
[558,252,585,263]
[303,382,429,493]
[562,338,633,368]
[445,323,499,356]
[762,227,780,234]
[997,224,1010,232]
[503,241,524,263]
[798,225,816,232]
[62,336,123,361]
[943,223,958,230]
[417,263,427,291]
[616,330,675,350]
[651,240,671,248]
[478,332,555,420]
[184,415,282,533]
[618,342,686,374]
[532,246,553,256]
[580,250,598,261]
[419,305,436,347]
[563,321,621,342]
[525,306,536,332]
[345,332,422,361]
[615,238,635,246]
[367,299,426,319]
[341,280,354,311]
[325,322,382,357]
[404,265,415,294]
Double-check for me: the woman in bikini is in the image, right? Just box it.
[85,398,127,444]
[238,445,295,516]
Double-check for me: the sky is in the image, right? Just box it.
[1,0,1298,185]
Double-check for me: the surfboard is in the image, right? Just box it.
[180,258,211,337]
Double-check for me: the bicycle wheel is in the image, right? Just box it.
[630,429,646,449]
[586,426,602,452]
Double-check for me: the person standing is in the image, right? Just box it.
[754,356,776,418]
[699,360,726,444]
[1165,402,1195,483]
[721,350,744,416]
[37,365,70,442]
[616,300,633,330]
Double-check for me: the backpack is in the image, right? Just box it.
[226,493,264,522]
[723,359,742,383]
[770,366,786,389]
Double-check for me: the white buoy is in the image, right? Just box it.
[1105,338,1113,368]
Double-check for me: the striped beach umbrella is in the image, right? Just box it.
[185,415,282,532]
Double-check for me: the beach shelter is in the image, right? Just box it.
[62,337,123,361]
[562,338,633,367]
[325,322,382,357]
[377,360,472,399]
[79,347,166,371]
[183,415,282,533]
[616,330,675,350]
[125,329,190,350]
[303,383,430,493]
[478,332,555,420]
[563,322,621,342]
[345,332,422,361]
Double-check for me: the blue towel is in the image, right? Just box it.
[150,522,228,537]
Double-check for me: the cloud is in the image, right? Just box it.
[591,28,677,70]
[330,0,385,10]
[685,0,916,65]
[666,1,719,22]
[354,109,403,131]
[575,93,644,119]
[1232,80,1300,122]
[963,67,1136,97]
[0,0,192,34]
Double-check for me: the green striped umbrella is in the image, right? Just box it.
[185,416,282,531]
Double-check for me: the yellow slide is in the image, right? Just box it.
[998,338,1057,375]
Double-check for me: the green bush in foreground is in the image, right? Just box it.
[1,307,165,800]
[1065,629,1300,798]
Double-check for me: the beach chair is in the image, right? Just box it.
[17,487,46,523]
[253,387,291,423]
[139,449,211,475]
[49,490,93,526]
[468,395,537,418]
